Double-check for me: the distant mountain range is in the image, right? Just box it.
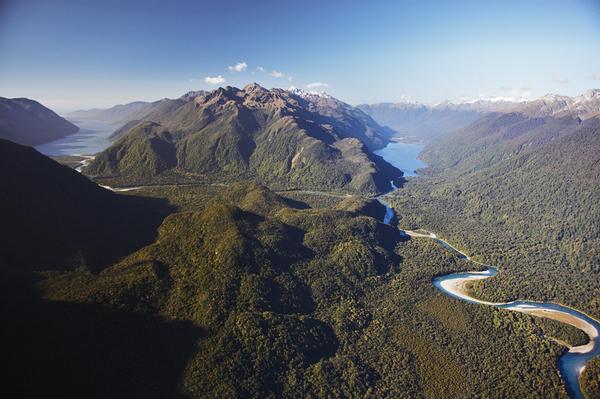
[358,89,600,141]
[3,85,600,398]
[68,96,193,126]
[82,84,401,194]
[0,97,79,146]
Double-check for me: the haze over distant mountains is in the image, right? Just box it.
[358,89,600,141]
[0,97,79,146]
[70,88,600,146]
[2,82,600,397]
[81,84,400,194]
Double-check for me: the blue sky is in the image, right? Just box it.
[1,0,599,112]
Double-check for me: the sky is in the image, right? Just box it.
[1,0,599,112]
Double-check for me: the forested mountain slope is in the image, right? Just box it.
[1,180,577,398]
[390,116,600,319]
[0,139,171,272]
[420,112,585,172]
[84,84,400,194]
[0,97,79,146]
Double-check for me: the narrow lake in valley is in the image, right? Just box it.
[374,140,425,177]
[375,138,600,399]
[36,118,115,156]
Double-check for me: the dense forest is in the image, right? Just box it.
[389,116,600,317]
[581,357,600,399]
[2,109,599,397]
[388,114,600,397]
[0,160,582,398]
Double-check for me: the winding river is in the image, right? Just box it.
[58,124,599,397]
[375,140,600,399]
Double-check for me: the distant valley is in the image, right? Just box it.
[1,86,599,399]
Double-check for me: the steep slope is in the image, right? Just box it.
[2,182,575,398]
[289,88,396,145]
[27,182,402,398]
[85,84,400,194]
[0,97,79,146]
[514,89,600,119]
[390,116,600,318]
[420,112,584,172]
[0,139,172,272]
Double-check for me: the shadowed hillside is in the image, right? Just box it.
[0,177,581,397]
[0,139,174,272]
[0,97,79,146]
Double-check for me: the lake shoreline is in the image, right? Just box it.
[373,138,600,399]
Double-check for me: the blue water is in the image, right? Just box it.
[36,119,116,156]
[432,262,600,399]
[374,139,599,399]
[374,141,426,177]
[375,140,428,225]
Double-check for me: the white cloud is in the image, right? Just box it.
[270,70,284,78]
[228,61,247,73]
[552,75,569,84]
[288,76,293,82]
[306,82,329,89]
[257,66,265,72]
[588,72,600,80]
[205,75,225,84]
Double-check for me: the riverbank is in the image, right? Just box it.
[406,229,600,399]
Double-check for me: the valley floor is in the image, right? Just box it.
[4,181,595,398]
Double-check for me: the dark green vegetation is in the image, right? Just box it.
[0,97,79,146]
[51,154,90,169]
[390,114,600,318]
[84,84,400,195]
[0,139,172,272]
[582,357,600,399]
[277,190,349,209]
[0,140,581,397]
[3,101,598,397]
[536,318,589,347]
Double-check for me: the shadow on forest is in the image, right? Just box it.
[0,191,176,274]
[0,268,203,399]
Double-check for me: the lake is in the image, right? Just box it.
[374,140,426,177]
[36,118,115,156]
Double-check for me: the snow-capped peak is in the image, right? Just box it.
[539,93,570,103]
[582,89,600,100]
[288,87,332,100]
[459,96,528,105]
